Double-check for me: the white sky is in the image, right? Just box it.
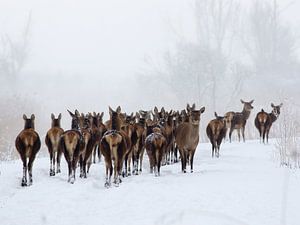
[0,0,299,78]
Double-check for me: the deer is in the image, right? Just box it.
[87,112,106,173]
[175,104,205,173]
[59,110,84,184]
[15,114,41,186]
[255,103,283,144]
[132,112,146,175]
[45,113,64,176]
[227,99,254,142]
[77,113,96,178]
[206,112,227,158]
[145,127,166,176]
[121,113,137,177]
[100,106,130,187]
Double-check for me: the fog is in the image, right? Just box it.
[1,0,300,158]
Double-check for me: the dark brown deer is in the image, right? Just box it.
[206,112,226,158]
[121,113,137,177]
[15,114,41,186]
[255,103,283,144]
[175,105,205,173]
[145,127,166,176]
[228,99,254,142]
[100,106,129,187]
[132,112,146,175]
[59,110,84,184]
[45,113,64,176]
[87,112,106,173]
[77,113,95,178]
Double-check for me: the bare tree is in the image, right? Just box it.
[242,0,298,78]
[0,12,31,83]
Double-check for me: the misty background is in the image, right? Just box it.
[1,0,299,160]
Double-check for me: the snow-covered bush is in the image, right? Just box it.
[275,103,300,168]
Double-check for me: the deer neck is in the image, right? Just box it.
[24,122,34,130]
[241,108,251,120]
[190,123,200,137]
[111,114,121,131]
[269,112,278,123]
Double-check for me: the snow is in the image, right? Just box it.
[0,140,299,225]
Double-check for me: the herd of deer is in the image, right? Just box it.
[15,100,283,187]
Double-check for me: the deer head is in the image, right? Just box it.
[271,103,283,117]
[23,114,35,129]
[51,113,62,128]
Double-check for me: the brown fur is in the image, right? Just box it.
[45,113,64,176]
[59,110,84,184]
[206,112,226,158]
[132,113,146,175]
[227,99,254,142]
[100,106,129,187]
[15,114,41,186]
[175,105,205,173]
[121,113,136,177]
[145,127,166,176]
[255,103,283,144]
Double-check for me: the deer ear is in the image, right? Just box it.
[136,112,140,119]
[109,106,113,115]
[116,106,121,114]
[67,110,75,118]
[31,114,35,120]
[51,113,55,120]
[271,103,275,108]
[279,103,283,107]
[75,110,80,117]
[192,103,196,110]
[250,100,254,104]
[58,113,62,120]
[154,107,158,114]
[130,112,134,117]
[200,107,205,114]
[240,99,245,104]
[186,104,190,111]
[23,114,27,120]
[161,107,165,114]
[214,112,218,118]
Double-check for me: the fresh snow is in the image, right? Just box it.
[0,140,299,225]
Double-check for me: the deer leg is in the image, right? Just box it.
[179,150,186,173]
[139,147,145,173]
[93,145,97,164]
[241,127,245,142]
[56,148,62,173]
[21,155,27,187]
[190,151,195,173]
[52,151,56,176]
[104,158,112,188]
[229,128,233,143]
[79,155,84,178]
[27,154,36,186]
[49,150,54,176]
[127,151,132,176]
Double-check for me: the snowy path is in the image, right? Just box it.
[0,140,299,225]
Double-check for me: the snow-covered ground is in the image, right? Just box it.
[0,140,299,225]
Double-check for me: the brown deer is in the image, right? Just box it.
[121,113,137,177]
[87,112,106,173]
[59,110,84,184]
[77,113,95,178]
[206,112,226,158]
[45,113,64,176]
[132,113,146,175]
[145,127,166,176]
[100,106,130,187]
[15,114,41,186]
[228,99,254,142]
[175,104,205,173]
[255,103,283,144]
